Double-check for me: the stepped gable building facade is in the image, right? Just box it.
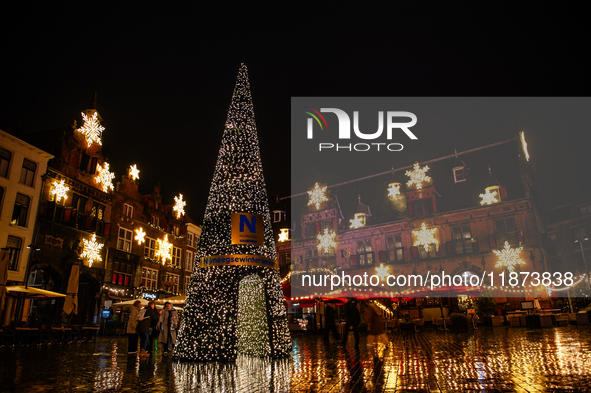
[291,135,550,312]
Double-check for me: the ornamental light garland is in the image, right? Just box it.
[51,179,69,203]
[405,163,431,190]
[81,234,104,267]
[77,111,104,146]
[493,241,524,272]
[480,188,498,205]
[95,162,115,193]
[413,223,438,252]
[175,64,290,362]
[173,194,186,219]
[307,182,328,210]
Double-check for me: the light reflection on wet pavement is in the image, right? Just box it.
[1,326,591,392]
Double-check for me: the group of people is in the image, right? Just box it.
[324,299,389,350]
[126,300,179,357]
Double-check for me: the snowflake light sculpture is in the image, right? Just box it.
[375,263,390,281]
[156,234,172,264]
[387,183,401,199]
[317,228,336,255]
[493,241,524,272]
[307,182,328,210]
[413,222,438,252]
[480,188,498,205]
[51,179,70,203]
[77,112,105,146]
[405,163,431,190]
[135,227,146,245]
[278,228,289,242]
[349,215,364,229]
[81,234,104,267]
[95,162,115,193]
[173,194,186,219]
[129,164,140,180]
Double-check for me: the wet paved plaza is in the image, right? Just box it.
[1,326,591,392]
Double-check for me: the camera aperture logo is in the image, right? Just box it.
[303,106,417,152]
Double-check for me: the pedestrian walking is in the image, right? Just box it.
[365,302,389,349]
[323,303,340,342]
[126,300,141,355]
[341,298,360,349]
[137,302,157,357]
[157,302,179,356]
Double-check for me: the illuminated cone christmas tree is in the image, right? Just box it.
[175,64,291,361]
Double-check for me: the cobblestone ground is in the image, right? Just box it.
[1,325,591,392]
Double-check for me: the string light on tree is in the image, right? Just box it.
[77,111,105,146]
[173,194,186,219]
[480,188,498,205]
[405,163,431,190]
[129,164,140,180]
[156,234,173,264]
[307,182,328,210]
[135,227,146,245]
[51,179,70,203]
[387,183,401,199]
[317,228,336,255]
[413,223,438,252]
[493,241,524,272]
[95,162,115,193]
[81,234,104,267]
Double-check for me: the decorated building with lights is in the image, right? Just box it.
[290,135,553,317]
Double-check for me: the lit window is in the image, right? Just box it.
[494,217,519,248]
[111,261,132,286]
[186,233,194,247]
[380,235,404,263]
[172,246,181,267]
[0,147,11,178]
[7,236,22,271]
[117,227,133,252]
[354,239,374,267]
[453,166,466,183]
[141,267,158,289]
[451,225,474,254]
[185,250,194,271]
[123,204,133,218]
[151,215,159,227]
[165,273,179,293]
[144,237,156,259]
[11,193,30,227]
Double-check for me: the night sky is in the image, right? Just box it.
[2,7,589,221]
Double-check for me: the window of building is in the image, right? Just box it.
[450,225,474,254]
[123,204,133,218]
[273,210,285,223]
[11,193,30,227]
[380,234,404,263]
[150,215,159,227]
[354,239,374,267]
[573,226,588,242]
[305,219,332,238]
[7,236,22,271]
[409,198,433,218]
[117,227,133,253]
[492,216,520,248]
[579,205,591,216]
[0,187,4,216]
[144,237,156,259]
[19,159,37,186]
[453,166,466,183]
[418,245,437,259]
[0,147,11,178]
[186,233,194,247]
[305,248,318,267]
[185,276,191,294]
[185,250,194,271]
[172,246,181,267]
[111,261,133,286]
[165,273,179,293]
[141,267,158,289]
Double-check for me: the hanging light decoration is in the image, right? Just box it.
[307,182,328,210]
[493,241,524,272]
[317,228,336,255]
[81,234,104,267]
[480,188,499,205]
[129,164,140,180]
[387,183,401,199]
[405,163,431,190]
[51,179,70,203]
[173,194,186,219]
[135,227,146,245]
[156,234,173,264]
[278,228,290,242]
[412,223,438,252]
[95,162,115,193]
[77,111,105,146]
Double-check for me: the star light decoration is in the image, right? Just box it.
[317,228,336,255]
[387,183,401,199]
[349,215,364,229]
[493,241,524,272]
[412,223,438,252]
[81,234,104,267]
[375,263,390,281]
[95,162,115,193]
[51,179,70,203]
[77,112,105,146]
[405,163,431,190]
[480,188,499,205]
[135,227,146,245]
[307,182,328,210]
[173,194,186,219]
[156,234,172,264]
[129,164,140,180]
[278,228,290,242]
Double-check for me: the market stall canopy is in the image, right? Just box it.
[6,286,66,298]
[155,295,186,305]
